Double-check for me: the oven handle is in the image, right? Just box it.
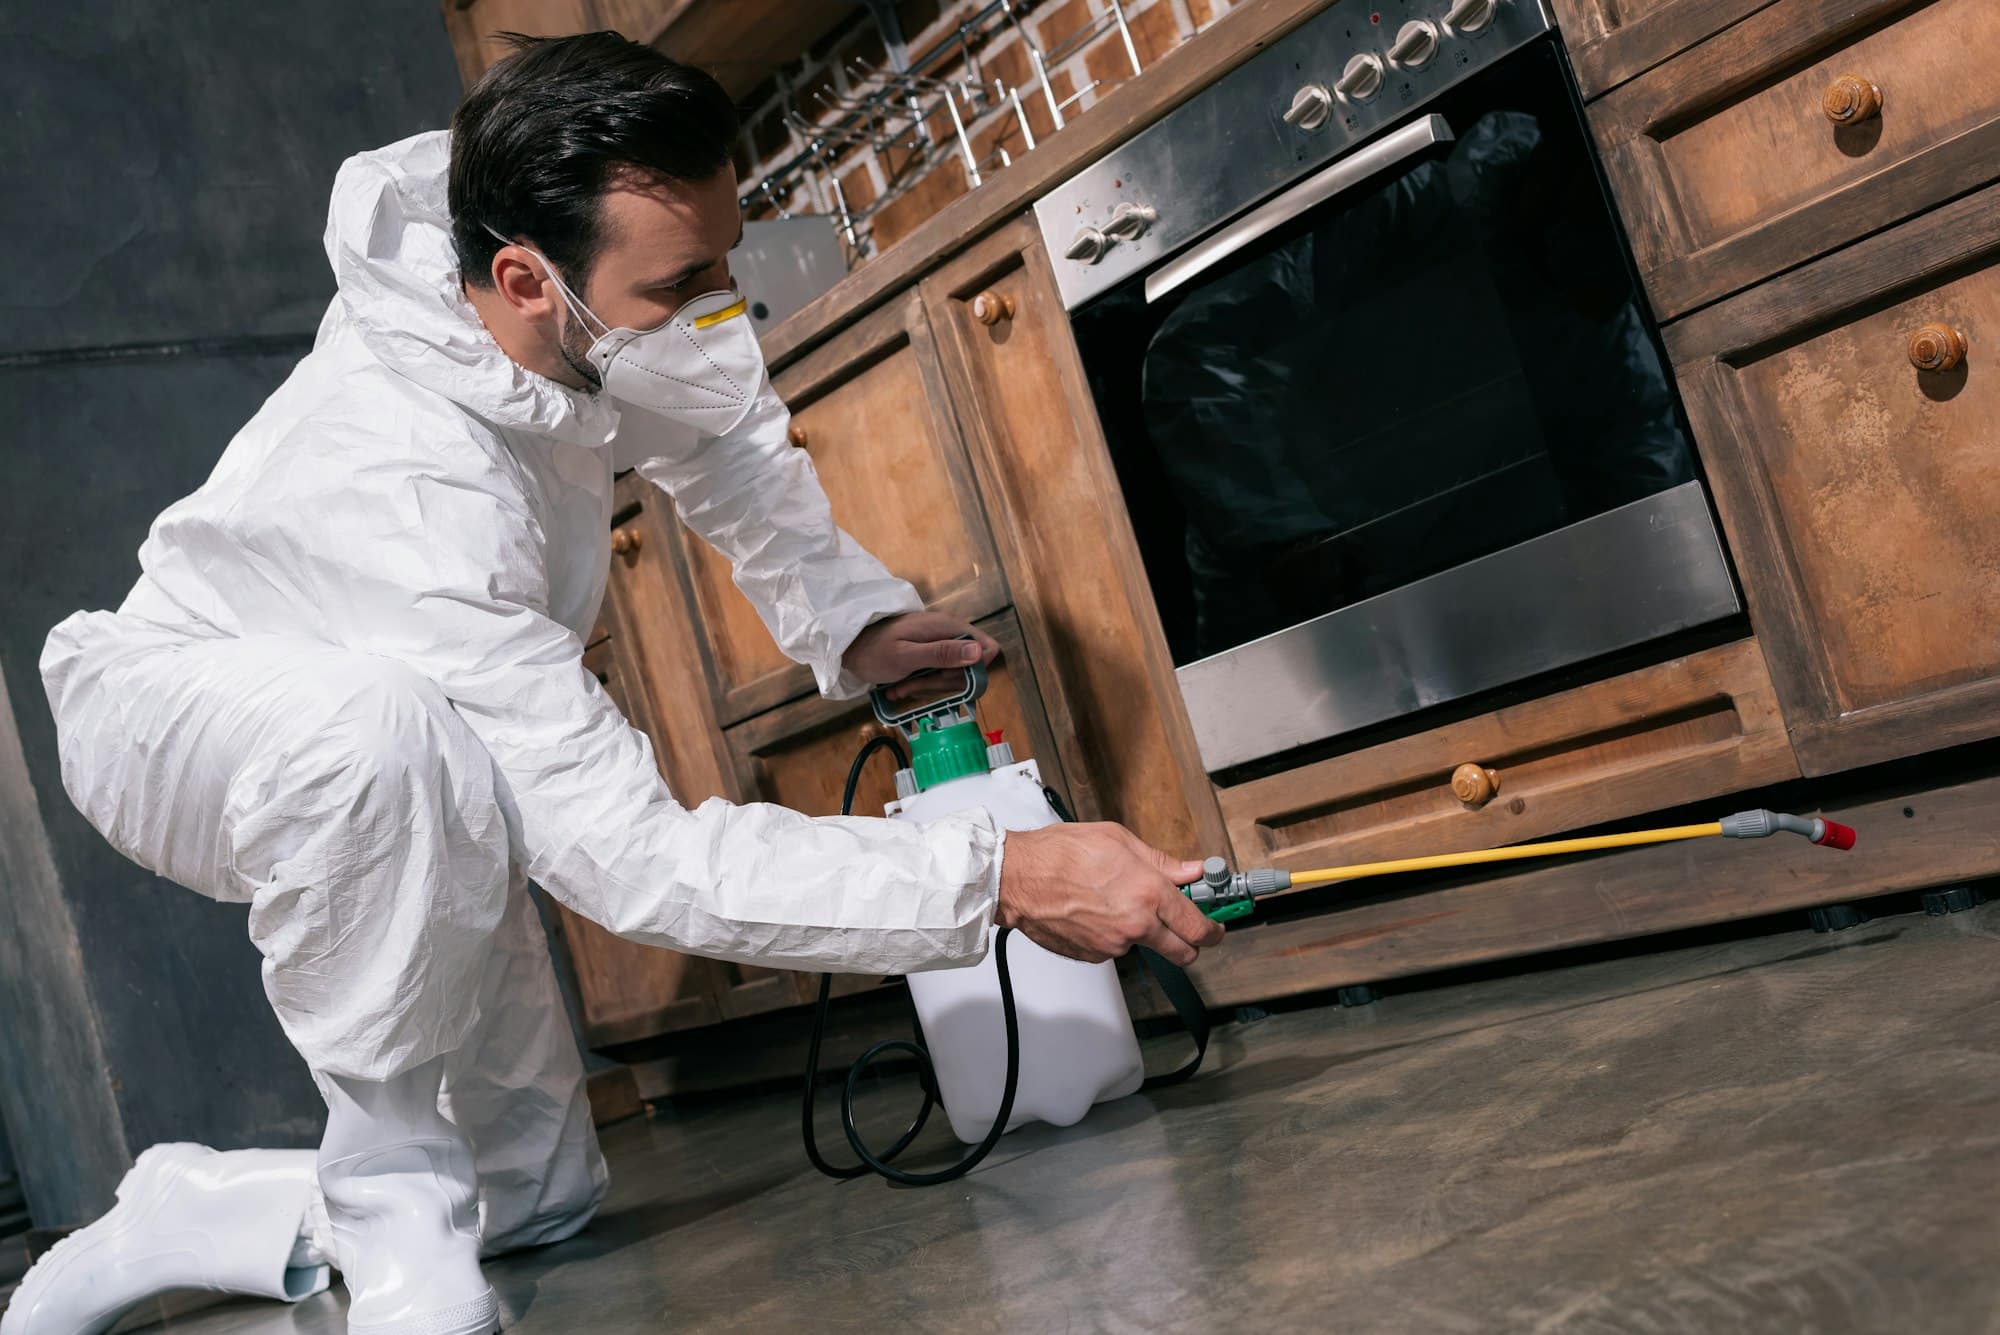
[1143,113,1455,305]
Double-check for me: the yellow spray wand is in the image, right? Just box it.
[1187,809,1857,922]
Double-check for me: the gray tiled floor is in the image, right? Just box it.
[72,902,2000,1331]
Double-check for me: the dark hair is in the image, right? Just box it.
[450,32,738,293]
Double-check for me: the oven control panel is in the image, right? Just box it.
[1034,0,1553,311]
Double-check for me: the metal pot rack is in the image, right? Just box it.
[740,0,1146,261]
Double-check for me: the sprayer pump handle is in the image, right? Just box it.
[868,640,990,738]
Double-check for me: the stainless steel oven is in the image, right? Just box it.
[1036,0,1739,773]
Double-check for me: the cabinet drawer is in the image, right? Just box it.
[676,289,1005,724]
[1666,181,2000,774]
[1550,0,1777,98]
[1594,0,2000,319]
[1218,640,1800,871]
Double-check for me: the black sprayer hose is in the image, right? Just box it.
[800,732,1023,1186]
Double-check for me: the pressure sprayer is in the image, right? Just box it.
[802,657,1858,1186]
[801,660,1210,1187]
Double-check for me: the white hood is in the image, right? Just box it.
[321,130,619,447]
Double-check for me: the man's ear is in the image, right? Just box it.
[491,247,561,324]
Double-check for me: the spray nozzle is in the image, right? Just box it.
[1718,809,1859,849]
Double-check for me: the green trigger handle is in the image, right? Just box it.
[1186,857,1265,926]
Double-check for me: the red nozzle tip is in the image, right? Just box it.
[1815,821,1857,851]
[984,729,1004,745]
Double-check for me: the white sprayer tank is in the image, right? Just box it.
[888,758,1145,1144]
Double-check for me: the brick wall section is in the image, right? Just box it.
[735,0,1239,261]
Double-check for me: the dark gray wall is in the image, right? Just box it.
[0,1,460,1224]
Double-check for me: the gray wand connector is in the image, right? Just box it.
[1189,857,1293,910]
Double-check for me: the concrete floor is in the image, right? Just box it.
[110,903,2000,1330]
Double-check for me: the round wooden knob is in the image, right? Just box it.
[1823,74,1882,125]
[1451,763,1501,807]
[787,421,808,448]
[971,290,1016,326]
[610,527,642,556]
[1907,323,1967,373]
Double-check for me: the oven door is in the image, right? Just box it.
[1066,35,1739,773]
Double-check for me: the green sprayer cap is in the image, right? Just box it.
[910,715,990,791]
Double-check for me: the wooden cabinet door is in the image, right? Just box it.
[672,290,1007,724]
[1664,180,2000,775]
[723,612,1066,1001]
[920,218,1228,863]
[1592,0,2000,320]
[1549,0,1776,99]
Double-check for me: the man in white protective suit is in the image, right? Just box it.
[9,32,1224,1335]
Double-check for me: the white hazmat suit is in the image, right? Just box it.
[29,130,1004,1315]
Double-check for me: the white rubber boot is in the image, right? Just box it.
[0,1144,330,1335]
[318,1056,498,1335]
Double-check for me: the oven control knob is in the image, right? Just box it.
[1065,226,1110,264]
[1336,52,1385,102]
[1444,0,1500,33]
[1283,82,1335,131]
[1389,20,1440,68]
[1101,201,1158,242]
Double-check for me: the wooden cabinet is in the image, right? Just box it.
[1592,0,2000,320]
[672,290,1007,725]
[449,0,2000,1056]
[1666,180,2000,776]
[922,219,1228,862]
[1218,640,1800,873]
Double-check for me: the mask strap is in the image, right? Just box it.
[481,223,611,341]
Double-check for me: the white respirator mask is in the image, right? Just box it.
[484,224,766,437]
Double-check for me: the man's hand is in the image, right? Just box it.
[996,822,1226,967]
[844,611,1001,699]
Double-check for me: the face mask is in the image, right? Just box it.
[484,225,766,437]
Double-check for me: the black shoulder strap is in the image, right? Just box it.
[1137,948,1211,1089]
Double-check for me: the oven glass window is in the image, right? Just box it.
[1074,40,1697,668]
